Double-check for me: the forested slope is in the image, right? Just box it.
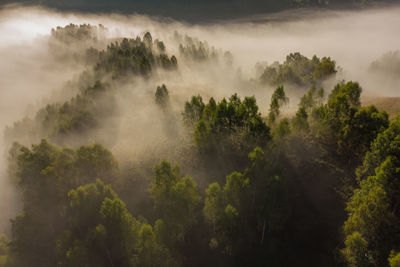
[0,23,399,267]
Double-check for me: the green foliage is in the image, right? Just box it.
[299,86,324,111]
[0,235,10,267]
[51,23,107,45]
[59,181,139,267]
[134,223,175,267]
[203,183,224,233]
[149,161,201,245]
[268,86,289,124]
[95,34,177,78]
[292,106,309,131]
[339,106,389,164]
[179,40,216,62]
[57,180,174,267]
[5,80,115,146]
[202,147,290,259]
[291,86,324,132]
[4,23,399,266]
[389,251,400,267]
[49,24,107,64]
[260,52,336,86]
[342,231,371,266]
[155,84,170,109]
[343,156,400,266]
[182,95,205,127]
[223,172,249,210]
[74,144,119,185]
[6,140,121,267]
[357,116,400,180]
[13,140,118,195]
[184,94,270,160]
[6,31,180,147]
[6,29,181,148]
[313,81,388,168]
[174,32,234,67]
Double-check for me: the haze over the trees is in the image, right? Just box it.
[0,4,400,267]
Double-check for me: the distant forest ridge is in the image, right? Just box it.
[2,0,400,21]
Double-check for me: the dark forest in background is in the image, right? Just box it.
[2,0,400,21]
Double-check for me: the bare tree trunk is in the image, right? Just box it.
[261,219,266,245]
[213,221,216,235]
[107,249,115,267]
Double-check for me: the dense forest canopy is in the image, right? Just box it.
[0,4,400,267]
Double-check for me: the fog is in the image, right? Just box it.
[0,4,399,232]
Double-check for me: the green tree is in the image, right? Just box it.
[389,251,400,267]
[343,157,400,266]
[187,94,270,164]
[182,95,205,127]
[0,235,10,267]
[268,86,289,124]
[313,81,388,169]
[292,106,309,131]
[134,223,175,267]
[342,231,371,266]
[58,181,140,267]
[203,183,224,234]
[260,52,336,86]
[357,116,400,180]
[74,144,119,185]
[7,140,120,267]
[155,84,170,109]
[149,161,201,245]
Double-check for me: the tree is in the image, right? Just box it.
[342,231,371,266]
[260,52,336,86]
[155,84,170,109]
[292,106,309,131]
[389,251,400,267]
[357,116,400,180]
[149,161,201,245]
[268,86,289,124]
[58,180,140,267]
[182,95,205,127]
[186,94,270,164]
[223,172,249,211]
[203,183,224,234]
[0,235,10,267]
[343,157,400,266]
[6,140,121,267]
[74,144,119,185]
[143,32,153,47]
[134,223,175,267]
[313,81,388,170]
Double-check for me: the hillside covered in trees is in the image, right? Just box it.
[0,8,400,267]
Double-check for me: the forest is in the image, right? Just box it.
[0,4,400,267]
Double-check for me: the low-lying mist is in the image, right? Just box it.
[0,3,399,233]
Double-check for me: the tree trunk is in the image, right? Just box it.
[106,248,115,267]
[261,219,266,245]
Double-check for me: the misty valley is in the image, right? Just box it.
[0,3,400,267]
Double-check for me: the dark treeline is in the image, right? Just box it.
[2,0,400,22]
[1,24,400,267]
